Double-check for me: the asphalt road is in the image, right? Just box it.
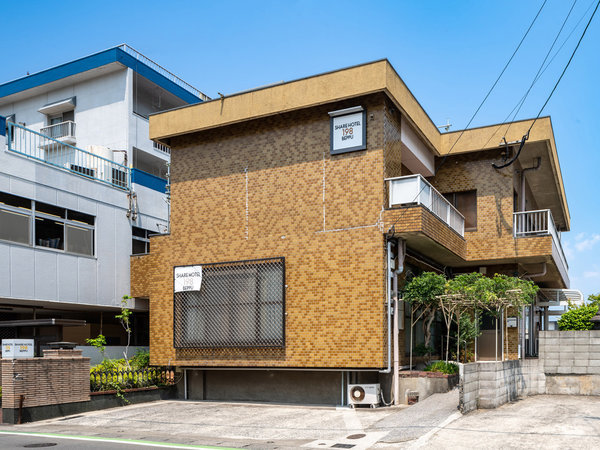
[3,393,600,449]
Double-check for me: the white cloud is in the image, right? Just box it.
[575,233,600,252]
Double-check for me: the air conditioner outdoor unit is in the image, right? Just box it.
[348,383,380,408]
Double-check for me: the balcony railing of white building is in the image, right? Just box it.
[153,141,171,155]
[118,44,210,102]
[513,209,569,272]
[40,121,76,141]
[386,174,465,237]
[6,121,129,190]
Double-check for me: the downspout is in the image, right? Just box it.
[393,240,406,406]
[380,240,394,375]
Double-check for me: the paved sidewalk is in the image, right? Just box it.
[1,391,460,449]
[416,395,600,449]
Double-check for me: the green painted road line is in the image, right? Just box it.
[0,430,241,449]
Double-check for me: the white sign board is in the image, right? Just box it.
[174,265,203,293]
[506,317,518,328]
[329,107,366,155]
[2,339,34,359]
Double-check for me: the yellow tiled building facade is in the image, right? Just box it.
[132,60,570,403]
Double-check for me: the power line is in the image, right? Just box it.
[480,0,595,151]
[387,0,547,234]
[493,0,600,170]
[502,0,578,139]
[529,0,600,131]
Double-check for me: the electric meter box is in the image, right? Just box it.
[2,339,34,359]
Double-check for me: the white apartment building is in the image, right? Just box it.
[0,45,208,354]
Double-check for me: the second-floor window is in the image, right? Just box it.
[443,190,477,231]
[0,192,95,256]
[132,226,152,255]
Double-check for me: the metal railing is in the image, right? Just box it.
[513,209,568,270]
[118,44,210,101]
[6,122,130,190]
[386,174,465,236]
[90,366,174,392]
[153,141,171,155]
[40,120,76,140]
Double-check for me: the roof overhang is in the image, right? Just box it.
[0,319,86,327]
[149,59,442,155]
[440,117,570,230]
[148,60,569,231]
[38,96,76,115]
[0,46,203,104]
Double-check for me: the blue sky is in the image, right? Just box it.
[3,0,599,297]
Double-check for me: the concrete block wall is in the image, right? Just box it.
[459,359,544,413]
[539,330,600,375]
[1,349,90,410]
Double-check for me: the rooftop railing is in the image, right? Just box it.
[386,174,465,237]
[118,44,210,102]
[6,121,129,190]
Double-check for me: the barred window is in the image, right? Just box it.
[174,258,285,348]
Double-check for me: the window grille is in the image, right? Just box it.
[173,258,285,348]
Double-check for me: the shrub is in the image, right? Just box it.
[424,361,458,375]
[558,303,599,330]
[130,349,150,369]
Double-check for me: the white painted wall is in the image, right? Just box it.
[401,117,435,176]
[0,148,132,309]
[0,69,129,154]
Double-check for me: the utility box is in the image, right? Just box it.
[2,339,35,359]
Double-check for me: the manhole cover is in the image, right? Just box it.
[346,434,366,440]
[23,444,58,448]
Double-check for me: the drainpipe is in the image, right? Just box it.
[380,240,394,376]
[392,240,406,406]
[520,157,541,212]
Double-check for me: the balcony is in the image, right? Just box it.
[384,175,466,265]
[153,141,171,155]
[387,175,464,236]
[40,121,76,145]
[6,121,129,190]
[131,168,167,193]
[513,209,569,286]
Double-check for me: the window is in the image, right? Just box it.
[0,192,31,244]
[0,192,95,256]
[132,227,152,255]
[443,190,477,231]
[173,258,285,348]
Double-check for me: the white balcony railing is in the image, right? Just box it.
[386,174,465,237]
[153,141,171,155]
[40,121,76,140]
[513,209,569,271]
[7,121,129,190]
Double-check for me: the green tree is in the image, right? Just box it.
[86,334,107,359]
[116,295,133,364]
[558,296,600,331]
[404,272,446,348]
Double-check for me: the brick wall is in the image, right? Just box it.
[431,151,553,264]
[1,349,90,409]
[141,95,393,369]
[131,254,152,298]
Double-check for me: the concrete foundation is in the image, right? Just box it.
[397,372,458,404]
